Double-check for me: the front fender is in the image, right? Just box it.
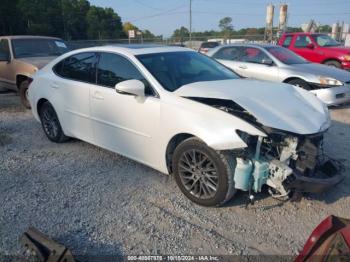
[160,96,266,151]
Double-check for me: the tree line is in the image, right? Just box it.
[0,0,159,40]
[1,2,333,42]
[171,17,333,42]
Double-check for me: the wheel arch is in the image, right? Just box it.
[16,74,31,89]
[282,76,306,84]
[321,58,341,65]
[165,133,197,174]
[37,98,49,117]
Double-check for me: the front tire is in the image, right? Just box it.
[324,60,341,69]
[19,80,31,109]
[172,137,236,207]
[39,102,68,143]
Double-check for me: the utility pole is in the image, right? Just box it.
[189,0,192,48]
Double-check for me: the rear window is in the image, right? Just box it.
[53,52,97,83]
[200,42,219,48]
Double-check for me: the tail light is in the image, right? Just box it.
[199,48,208,54]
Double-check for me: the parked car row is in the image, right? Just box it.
[207,43,350,105]
[26,44,344,206]
[278,32,350,70]
[0,36,69,108]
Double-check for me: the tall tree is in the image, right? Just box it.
[172,26,189,42]
[123,22,138,35]
[18,0,64,37]
[219,17,233,40]
[86,6,124,39]
[61,0,90,40]
[0,0,26,35]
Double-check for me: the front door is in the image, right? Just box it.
[90,52,160,167]
[289,35,322,63]
[238,47,279,82]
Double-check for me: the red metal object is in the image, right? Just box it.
[278,32,350,70]
[295,215,350,262]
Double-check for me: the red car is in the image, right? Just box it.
[278,32,350,70]
[296,215,350,261]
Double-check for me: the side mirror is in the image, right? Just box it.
[261,58,274,66]
[115,79,145,97]
[306,43,315,49]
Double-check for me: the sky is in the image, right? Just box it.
[89,0,350,36]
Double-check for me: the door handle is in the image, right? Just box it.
[92,91,104,100]
[50,82,59,89]
[238,65,247,69]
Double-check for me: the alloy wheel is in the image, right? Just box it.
[178,149,219,199]
[41,107,59,138]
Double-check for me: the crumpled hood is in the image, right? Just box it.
[288,63,350,83]
[174,79,330,135]
[17,56,57,69]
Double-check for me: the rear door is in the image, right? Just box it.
[52,52,97,142]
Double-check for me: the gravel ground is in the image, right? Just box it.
[1,92,350,258]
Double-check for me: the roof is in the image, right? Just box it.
[0,35,62,40]
[74,44,193,56]
[216,43,278,49]
[282,32,328,36]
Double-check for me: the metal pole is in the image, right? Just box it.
[189,0,192,48]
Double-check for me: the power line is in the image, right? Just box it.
[126,3,188,22]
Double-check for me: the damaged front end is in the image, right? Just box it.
[189,97,344,198]
[236,128,344,198]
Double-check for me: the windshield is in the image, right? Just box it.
[136,51,239,92]
[265,46,309,65]
[312,34,341,47]
[12,39,69,58]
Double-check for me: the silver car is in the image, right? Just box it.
[207,44,350,105]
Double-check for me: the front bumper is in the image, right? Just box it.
[287,161,345,193]
[341,61,350,70]
[311,85,350,106]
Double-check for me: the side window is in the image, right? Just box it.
[97,52,154,95]
[240,47,270,64]
[294,35,312,48]
[54,52,97,83]
[213,47,241,61]
[282,36,293,47]
[0,39,10,61]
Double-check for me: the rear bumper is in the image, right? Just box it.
[311,85,350,105]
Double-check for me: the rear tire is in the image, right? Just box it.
[324,60,342,69]
[39,102,68,143]
[287,79,311,90]
[172,137,236,207]
[19,80,31,109]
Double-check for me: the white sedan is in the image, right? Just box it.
[28,45,343,206]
